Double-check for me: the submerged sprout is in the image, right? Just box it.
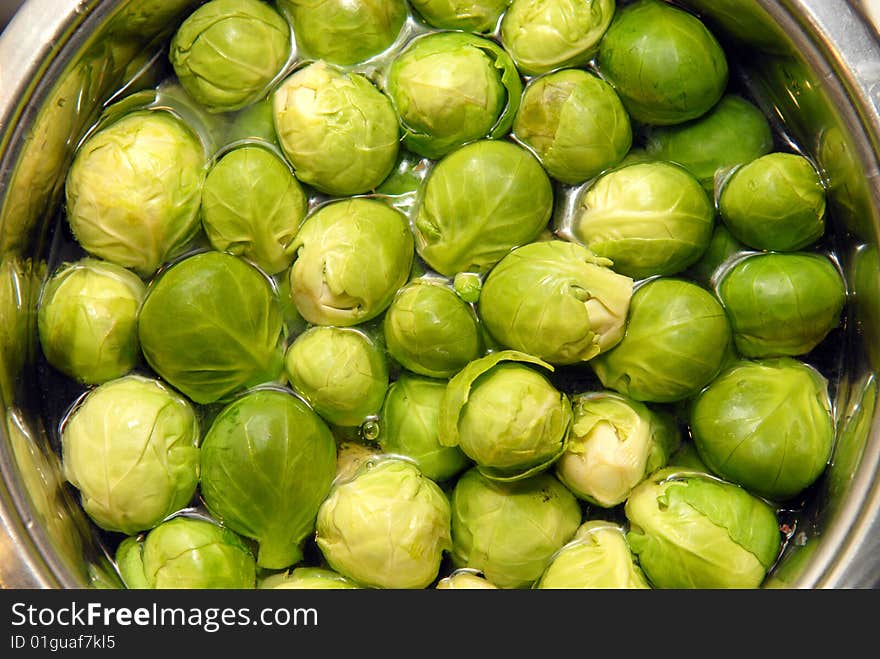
[61,375,200,535]
[718,152,827,252]
[625,468,782,588]
[439,350,572,481]
[273,61,400,196]
[284,326,389,428]
[590,278,732,403]
[450,467,581,589]
[280,0,407,66]
[38,258,146,385]
[65,109,206,277]
[409,0,510,33]
[138,251,285,405]
[572,160,715,279]
[117,516,256,589]
[384,31,523,158]
[200,145,308,275]
[260,567,360,590]
[288,198,414,326]
[436,568,499,589]
[513,68,631,185]
[200,388,337,569]
[478,240,633,365]
[501,0,616,76]
[169,0,291,113]
[596,0,728,126]
[414,139,553,276]
[689,358,834,501]
[383,279,483,378]
[716,252,846,358]
[316,457,452,589]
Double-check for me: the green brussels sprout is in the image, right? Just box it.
[224,97,279,146]
[410,0,510,33]
[200,145,308,275]
[414,139,553,276]
[383,279,483,378]
[718,152,827,251]
[435,568,499,589]
[571,161,715,279]
[259,567,360,589]
[590,278,732,403]
[288,198,414,326]
[280,0,407,66]
[138,251,285,405]
[61,375,200,535]
[439,350,572,481]
[200,388,337,569]
[625,468,782,588]
[378,374,471,482]
[684,222,747,287]
[554,391,680,508]
[284,326,389,427]
[272,62,400,196]
[169,0,291,113]
[500,0,615,76]
[596,0,728,126]
[689,358,834,501]
[716,252,846,358]
[644,94,774,192]
[116,516,256,589]
[450,467,581,589]
[452,272,482,303]
[535,520,651,589]
[37,258,145,385]
[315,457,452,589]
[65,110,207,277]
[513,68,631,185]
[479,240,633,365]
[384,32,523,159]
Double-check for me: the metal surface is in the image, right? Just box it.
[1,0,879,589]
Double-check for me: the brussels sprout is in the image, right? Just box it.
[625,468,782,588]
[259,567,360,589]
[450,467,581,589]
[61,375,200,535]
[571,160,715,279]
[689,358,834,501]
[478,240,633,365]
[273,62,400,196]
[439,350,572,481]
[554,391,680,508]
[414,139,553,276]
[315,457,452,589]
[284,326,389,428]
[378,374,471,482]
[410,0,510,33]
[138,251,285,405]
[288,198,414,326]
[590,278,732,403]
[117,516,256,589]
[718,152,827,251]
[716,252,846,358]
[384,32,523,158]
[500,0,615,76]
[435,568,499,589]
[644,94,774,192]
[596,0,728,126]
[200,388,337,569]
[280,0,407,66]
[37,258,145,385]
[684,222,747,287]
[169,0,291,113]
[65,110,207,277]
[453,272,482,303]
[536,520,651,589]
[200,145,307,275]
[224,97,278,146]
[513,68,631,185]
[383,279,483,378]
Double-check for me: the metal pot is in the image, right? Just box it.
[1,0,879,589]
